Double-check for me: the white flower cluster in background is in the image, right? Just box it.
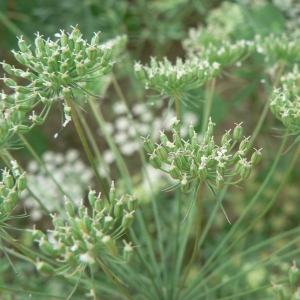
[22,149,93,221]
[101,100,198,162]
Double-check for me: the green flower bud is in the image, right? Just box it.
[180,174,189,193]
[18,36,30,53]
[91,32,100,46]
[39,236,56,256]
[198,165,208,181]
[8,188,18,205]
[239,136,250,151]
[272,283,285,300]
[83,212,92,233]
[127,193,138,212]
[207,118,215,135]
[102,235,118,256]
[160,130,169,147]
[12,125,31,134]
[29,226,45,240]
[216,172,224,189]
[134,64,147,82]
[251,148,263,166]
[104,215,114,229]
[289,261,300,287]
[65,197,76,218]
[36,260,55,275]
[189,123,195,139]
[114,198,124,219]
[123,241,133,263]
[233,122,243,141]
[88,188,96,207]
[191,133,199,151]
[170,117,180,133]
[15,104,33,112]
[3,198,14,214]
[76,61,85,76]
[122,211,134,229]
[169,163,182,180]
[3,171,14,189]
[203,130,211,144]
[190,160,198,178]
[217,161,226,176]
[51,214,64,228]
[173,131,182,148]
[240,161,252,179]
[94,195,105,212]
[3,77,17,89]
[149,152,162,169]
[109,181,117,206]
[156,144,168,162]
[142,136,155,154]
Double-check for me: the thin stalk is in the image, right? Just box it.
[111,72,168,289]
[201,78,216,135]
[175,96,181,120]
[76,107,111,182]
[96,258,132,300]
[65,97,109,200]
[183,131,289,298]
[88,98,132,189]
[179,181,203,289]
[169,189,182,299]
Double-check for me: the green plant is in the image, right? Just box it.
[0,2,299,300]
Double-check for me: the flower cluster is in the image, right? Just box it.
[142,117,262,193]
[30,182,137,276]
[22,149,93,221]
[0,161,27,223]
[270,66,300,133]
[183,26,254,67]
[0,25,116,136]
[134,57,218,105]
[255,32,300,65]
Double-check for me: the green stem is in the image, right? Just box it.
[179,181,203,289]
[88,98,132,189]
[96,258,132,300]
[175,97,181,120]
[201,78,216,135]
[76,107,112,183]
[65,97,109,200]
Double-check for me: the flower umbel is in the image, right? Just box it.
[143,117,262,193]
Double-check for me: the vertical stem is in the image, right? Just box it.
[179,181,203,289]
[65,97,109,200]
[201,78,216,135]
[175,97,181,120]
[76,107,112,182]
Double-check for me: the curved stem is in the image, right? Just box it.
[65,97,109,200]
